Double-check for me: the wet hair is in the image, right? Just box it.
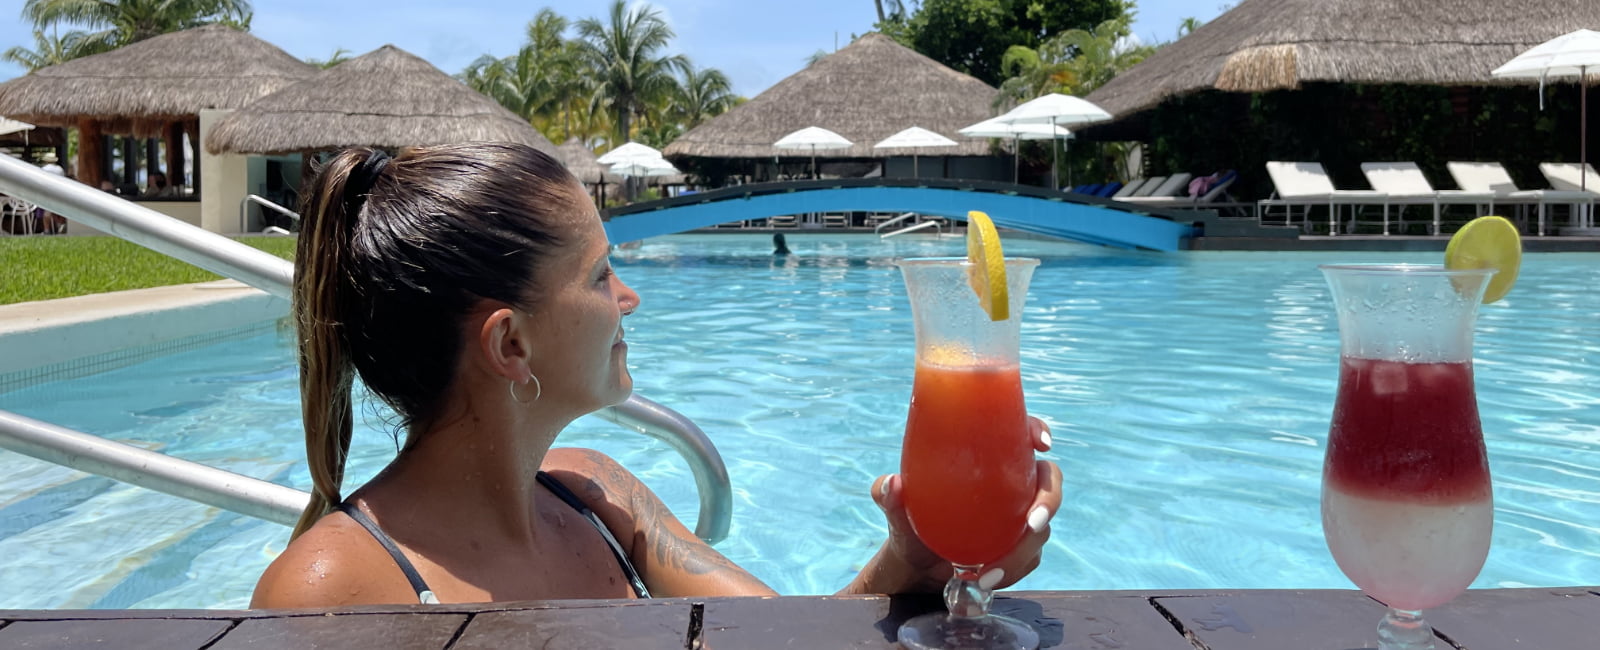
[290,142,577,538]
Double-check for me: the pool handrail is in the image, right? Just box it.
[0,154,731,543]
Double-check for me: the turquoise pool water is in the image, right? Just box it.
[1,233,1597,609]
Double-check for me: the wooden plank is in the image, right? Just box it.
[451,601,688,650]
[0,618,231,649]
[1426,588,1600,648]
[699,593,1192,649]
[208,613,465,650]
[1155,590,1389,649]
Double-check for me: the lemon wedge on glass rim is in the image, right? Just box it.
[1444,215,1521,304]
[965,210,1009,321]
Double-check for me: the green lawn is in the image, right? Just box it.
[0,236,297,305]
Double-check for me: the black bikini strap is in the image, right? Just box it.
[336,502,437,604]
[537,472,652,599]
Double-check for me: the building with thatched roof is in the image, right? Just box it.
[206,45,554,157]
[1080,0,1600,205]
[664,33,1004,181]
[0,24,316,191]
[1087,0,1600,122]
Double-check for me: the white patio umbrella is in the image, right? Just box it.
[597,141,665,166]
[873,126,957,178]
[959,117,1074,183]
[774,126,852,179]
[1492,29,1600,193]
[609,156,680,178]
[0,117,35,145]
[996,93,1111,189]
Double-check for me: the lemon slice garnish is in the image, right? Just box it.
[965,210,1009,321]
[1445,216,1521,304]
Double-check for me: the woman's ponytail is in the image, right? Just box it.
[289,149,381,540]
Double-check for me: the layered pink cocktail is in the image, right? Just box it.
[1322,357,1492,611]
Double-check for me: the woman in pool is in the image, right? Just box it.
[252,142,1062,606]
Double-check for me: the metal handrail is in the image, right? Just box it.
[239,194,299,233]
[872,211,918,236]
[0,155,731,543]
[881,218,944,239]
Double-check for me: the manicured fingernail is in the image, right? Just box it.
[1027,506,1051,533]
[879,474,896,500]
[1039,429,1052,451]
[978,568,1005,591]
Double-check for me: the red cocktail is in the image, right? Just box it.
[895,256,1040,650]
[902,361,1034,566]
[1323,357,1492,611]
[1319,264,1497,650]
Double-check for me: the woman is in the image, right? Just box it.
[252,143,1062,607]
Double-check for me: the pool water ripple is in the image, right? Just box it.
[0,234,1596,608]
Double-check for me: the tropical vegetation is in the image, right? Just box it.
[461,1,739,150]
[6,0,252,68]
[0,236,294,305]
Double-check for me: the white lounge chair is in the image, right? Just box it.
[1359,162,1493,235]
[1122,173,1192,202]
[1130,176,1168,198]
[1123,171,1237,207]
[1447,162,1594,236]
[1259,162,1389,235]
[1539,163,1600,230]
[1112,178,1150,199]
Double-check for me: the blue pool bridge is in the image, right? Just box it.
[602,178,1199,251]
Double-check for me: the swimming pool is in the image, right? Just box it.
[1,233,1597,609]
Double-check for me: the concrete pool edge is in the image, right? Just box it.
[0,281,289,392]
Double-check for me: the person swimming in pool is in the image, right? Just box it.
[772,232,791,255]
[251,142,1062,607]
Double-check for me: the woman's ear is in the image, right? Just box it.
[478,307,532,382]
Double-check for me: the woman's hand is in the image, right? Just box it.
[841,416,1063,595]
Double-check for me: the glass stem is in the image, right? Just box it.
[1377,608,1436,650]
[943,564,993,620]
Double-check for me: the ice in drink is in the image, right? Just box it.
[901,360,1035,567]
[1322,357,1492,611]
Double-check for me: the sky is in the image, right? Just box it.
[0,1,1228,98]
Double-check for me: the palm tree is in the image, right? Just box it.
[305,47,351,69]
[995,17,1153,108]
[576,0,686,145]
[1177,17,1203,38]
[671,64,735,129]
[22,0,254,53]
[3,28,99,71]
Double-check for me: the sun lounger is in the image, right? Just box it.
[1112,178,1150,198]
[1094,182,1124,197]
[1259,162,1389,235]
[1359,162,1493,235]
[1130,176,1168,198]
[1539,163,1600,231]
[1447,162,1594,236]
[1123,171,1235,207]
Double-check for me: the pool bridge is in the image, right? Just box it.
[601,178,1199,251]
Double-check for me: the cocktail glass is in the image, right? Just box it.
[894,257,1041,650]
[1319,264,1497,650]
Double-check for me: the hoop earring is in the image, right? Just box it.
[509,375,542,404]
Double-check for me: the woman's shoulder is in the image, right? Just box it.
[251,511,421,609]
[542,448,648,549]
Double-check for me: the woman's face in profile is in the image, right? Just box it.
[520,184,641,413]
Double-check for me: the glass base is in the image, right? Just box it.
[897,612,1040,650]
[1377,609,1435,650]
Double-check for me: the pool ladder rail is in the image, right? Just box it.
[0,154,731,543]
[875,211,948,239]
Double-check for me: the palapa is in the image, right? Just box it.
[206,45,555,156]
[663,33,997,159]
[555,138,620,185]
[0,24,315,136]
[1085,0,1600,120]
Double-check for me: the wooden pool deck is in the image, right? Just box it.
[3,587,1597,649]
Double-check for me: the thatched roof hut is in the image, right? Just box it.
[206,45,555,156]
[0,24,315,136]
[555,138,619,185]
[663,33,998,160]
[1086,0,1600,121]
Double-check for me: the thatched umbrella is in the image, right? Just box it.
[663,33,998,166]
[206,45,555,157]
[555,138,619,185]
[0,24,316,188]
[1085,0,1600,122]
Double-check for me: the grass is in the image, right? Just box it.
[0,236,297,305]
